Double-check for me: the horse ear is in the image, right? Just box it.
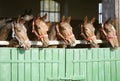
[41,13,47,21]
[36,13,40,18]
[67,16,71,23]
[16,16,21,23]
[20,18,26,24]
[46,22,52,29]
[90,17,96,24]
[84,16,88,24]
[105,17,111,24]
[61,16,65,22]
[111,18,116,25]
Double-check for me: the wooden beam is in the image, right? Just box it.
[0,40,103,46]
[115,0,120,46]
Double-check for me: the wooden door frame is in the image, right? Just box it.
[115,0,120,46]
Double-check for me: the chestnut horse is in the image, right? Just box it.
[0,16,31,50]
[24,13,50,47]
[48,16,76,48]
[97,18,119,49]
[73,16,99,48]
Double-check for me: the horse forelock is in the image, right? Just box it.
[60,22,71,28]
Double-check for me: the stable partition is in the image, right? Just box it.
[0,47,120,81]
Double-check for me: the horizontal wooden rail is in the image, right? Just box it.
[0,40,103,46]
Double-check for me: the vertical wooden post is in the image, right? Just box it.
[115,0,120,46]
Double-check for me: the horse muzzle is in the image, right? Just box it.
[65,35,76,47]
[41,37,49,47]
[20,40,31,50]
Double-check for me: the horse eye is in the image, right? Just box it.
[37,27,40,29]
[61,27,66,30]
[18,30,21,32]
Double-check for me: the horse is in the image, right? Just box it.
[48,16,76,48]
[96,18,119,49]
[24,13,50,47]
[0,17,12,28]
[20,9,34,22]
[0,16,31,50]
[73,16,99,48]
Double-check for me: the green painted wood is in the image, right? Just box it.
[0,48,65,81]
[66,48,120,81]
[66,48,87,81]
[84,50,94,80]
[11,49,18,81]
[116,48,120,81]
[24,50,31,81]
[110,49,117,81]
[0,47,120,81]
[98,48,105,81]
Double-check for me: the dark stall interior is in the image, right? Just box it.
[0,0,100,28]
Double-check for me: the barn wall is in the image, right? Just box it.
[0,0,40,18]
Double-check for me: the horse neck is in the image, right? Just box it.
[48,23,57,40]
[24,19,32,29]
[73,26,79,39]
[24,19,36,40]
[0,22,12,40]
[0,19,6,28]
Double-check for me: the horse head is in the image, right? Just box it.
[21,9,34,21]
[100,18,119,49]
[80,16,98,47]
[32,13,50,47]
[55,16,76,47]
[13,16,31,50]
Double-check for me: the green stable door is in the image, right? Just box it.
[0,48,120,81]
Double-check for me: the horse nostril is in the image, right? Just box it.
[43,42,49,47]
[22,42,31,50]
[67,38,76,47]
[24,45,30,50]
[42,40,49,47]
